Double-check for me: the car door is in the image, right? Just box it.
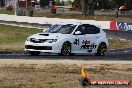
[83,24,101,53]
[72,25,86,53]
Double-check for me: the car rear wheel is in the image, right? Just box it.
[95,43,107,56]
[29,51,40,56]
[61,42,71,56]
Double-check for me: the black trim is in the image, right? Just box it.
[25,45,52,50]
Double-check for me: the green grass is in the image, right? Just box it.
[108,38,132,49]
[0,24,43,52]
[0,24,43,43]
[0,10,14,15]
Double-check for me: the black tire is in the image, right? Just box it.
[95,43,107,56]
[29,51,40,56]
[61,42,71,56]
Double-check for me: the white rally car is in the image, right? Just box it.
[25,23,108,56]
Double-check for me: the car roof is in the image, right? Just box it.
[51,22,81,25]
[51,22,101,29]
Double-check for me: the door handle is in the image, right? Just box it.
[96,36,99,38]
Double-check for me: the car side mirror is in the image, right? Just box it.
[74,31,81,35]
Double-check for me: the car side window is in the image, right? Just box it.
[74,25,85,35]
[84,24,100,34]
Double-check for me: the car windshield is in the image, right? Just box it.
[45,24,77,34]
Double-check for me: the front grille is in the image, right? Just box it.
[30,38,47,43]
[25,45,52,50]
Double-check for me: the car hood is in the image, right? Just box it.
[29,33,64,39]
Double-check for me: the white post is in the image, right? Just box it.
[15,0,18,15]
[26,0,27,9]
[5,0,7,7]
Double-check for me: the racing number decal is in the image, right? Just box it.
[74,39,79,45]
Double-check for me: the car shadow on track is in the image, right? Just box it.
[0,52,131,60]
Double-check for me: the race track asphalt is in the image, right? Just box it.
[0,47,131,61]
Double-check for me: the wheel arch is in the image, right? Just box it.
[97,42,107,50]
[101,42,107,48]
[64,41,72,45]
[95,42,107,56]
[95,37,108,51]
[95,41,108,54]
[61,41,72,50]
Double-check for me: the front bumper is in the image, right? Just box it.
[25,41,61,53]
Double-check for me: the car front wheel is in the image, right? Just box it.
[61,42,71,56]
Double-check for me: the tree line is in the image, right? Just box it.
[39,0,131,9]
[39,0,132,16]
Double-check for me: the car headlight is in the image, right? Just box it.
[45,39,57,43]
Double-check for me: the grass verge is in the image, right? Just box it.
[109,38,132,49]
[0,10,14,15]
[0,63,131,88]
[0,24,43,52]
